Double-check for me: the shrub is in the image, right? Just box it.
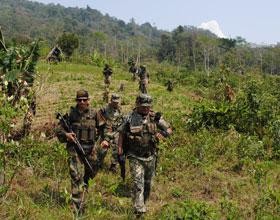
[158,199,219,220]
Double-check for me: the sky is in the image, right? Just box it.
[31,0,280,45]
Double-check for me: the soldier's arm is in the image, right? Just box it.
[55,121,68,142]
[156,113,172,138]
[96,109,106,134]
[55,110,76,143]
[96,109,110,148]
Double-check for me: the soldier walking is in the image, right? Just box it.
[97,94,124,172]
[56,90,100,215]
[138,65,149,94]
[103,64,113,103]
[118,94,172,216]
[103,64,113,86]
[128,58,139,81]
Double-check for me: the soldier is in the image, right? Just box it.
[97,94,124,172]
[103,63,113,86]
[138,65,149,94]
[118,94,172,216]
[56,89,100,215]
[128,59,139,81]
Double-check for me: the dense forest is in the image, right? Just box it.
[1,0,280,75]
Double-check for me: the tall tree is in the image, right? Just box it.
[57,32,79,59]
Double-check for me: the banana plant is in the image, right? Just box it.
[0,29,39,137]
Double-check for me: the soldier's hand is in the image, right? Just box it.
[101,140,110,149]
[167,128,173,135]
[65,132,76,142]
[155,132,164,140]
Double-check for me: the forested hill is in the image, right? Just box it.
[0,0,215,50]
[2,0,280,74]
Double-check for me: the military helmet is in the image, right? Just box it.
[111,93,120,103]
[136,93,152,107]
[76,89,89,100]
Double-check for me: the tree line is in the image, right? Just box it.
[1,0,280,75]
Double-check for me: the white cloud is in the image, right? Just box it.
[198,20,226,38]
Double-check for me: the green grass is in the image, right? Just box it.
[1,61,280,219]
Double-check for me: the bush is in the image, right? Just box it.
[158,199,219,219]
[269,120,280,158]
[187,80,279,139]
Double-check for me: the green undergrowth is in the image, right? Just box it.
[1,62,280,219]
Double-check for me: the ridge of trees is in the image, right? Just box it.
[1,0,280,74]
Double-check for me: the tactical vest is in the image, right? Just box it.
[126,111,157,157]
[69,107,97,144]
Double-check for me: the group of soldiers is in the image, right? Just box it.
[56,65,172,215]
[103,61,150,102]
[56,64,172,217]
[128,59,175,93]
[104,61,174,96]
[128,60,150,94]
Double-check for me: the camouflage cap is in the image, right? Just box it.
[136,93,152,107]
[76,89,89,100]
[111,93,120,103]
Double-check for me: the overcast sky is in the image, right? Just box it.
[32,0,280,44]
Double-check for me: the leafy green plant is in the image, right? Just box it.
[220,195,241,220]
[158,199,218,219]
[186,102,232,132]
[254,189,280,218]
[269,119,280,158]
[57,32,79,59]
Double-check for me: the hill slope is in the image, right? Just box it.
[1,61,279,219]
[0,0,216,53]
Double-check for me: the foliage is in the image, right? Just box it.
[91,51,118,68]
[0,98,18,135]
[0,36,39,106]
[57,32,79,59]
[0,61,279,219]
[186,102,232,132]
[0,31,40,201]
[269,119,280,158]
[187,80,279,139]
[0,0,163,63]
[158,199,218,219]
[254,189,280,218]
[0,2,280,216]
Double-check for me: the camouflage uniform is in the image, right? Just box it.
[118,94,172,214]
[97,94,123,170]
[138,65,149,94]
[56,90,100,214]
[103,64,113,85]
[129,62,139,81]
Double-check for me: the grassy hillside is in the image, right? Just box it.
[1,61,280,219]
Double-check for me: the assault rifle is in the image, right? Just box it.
[118,154,126,181]
[154,112,170,174]
[56,112,94,173]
